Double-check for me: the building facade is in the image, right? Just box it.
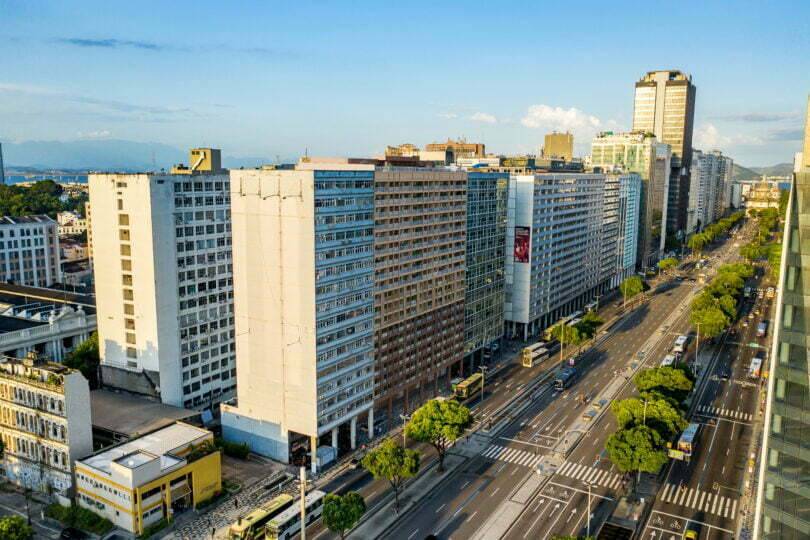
[0,215,61,287]
[590,131,671,268]
[222,164,376,469]
[0,352,92,498]
[89,149,235,410]
[543,132,574,161]
[632,70,696,235]
[424,138,485,158]
[76,422,220,534]
[755,98,810,540]
[504,173,606,340]
[0,284,95,361]
[463,172,508,364]
[373,166,467,416]
[56,211,88,237]
[603,173,641,287]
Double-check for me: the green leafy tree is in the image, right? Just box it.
[405,399,472,472]
[610,397,688,440]
[322,492,366,540]
[574,311,604,339]
[718,262,754,279]
[63,332,100,389]
[633,367,694,405]
[690,305,730,339]
[0,516,33,540]
[605,425,668,475]
[549,322,583,346]
[657,257,678,274]
[362,439,420,512]
[687,233,709,255]
[619,276,644,307]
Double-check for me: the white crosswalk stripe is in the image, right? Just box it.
[698,405,753,421]
[660,483,737,519]
[480,444,541,469]
[554,461,623,490]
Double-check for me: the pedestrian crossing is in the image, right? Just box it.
[660,483,738,519]
[697,405,753,421]
[556,461,623,490]
[480,444,542,468]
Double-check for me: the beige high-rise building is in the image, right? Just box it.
[632,70,696,233]
[89,149,235,410]
[373,167,467,416]
[543,132,574,161]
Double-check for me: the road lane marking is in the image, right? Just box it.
[436,503,446,514]
[491,487,500,497]
[407,529,419,540]
[461,480,470,489]
[466,510,478,523]
[731,499,737,519]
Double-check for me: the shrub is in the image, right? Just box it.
[45,503,113,535]
[140,518,169,539]
[215,437,250,459]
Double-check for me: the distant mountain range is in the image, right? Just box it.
[1,139,275,172]
[733,162,793,181]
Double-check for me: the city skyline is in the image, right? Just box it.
[0,1,808,167]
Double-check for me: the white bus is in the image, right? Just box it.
[265,490,326,540]
[661,354,676,367]
[523,347,549,368]
[677,423,701,461]
[673,335,689,354]
[521,342,546,366]
[749,354,764,379]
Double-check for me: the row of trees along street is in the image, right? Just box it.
[689,262,755,338]
[687,211,745,256]
[739,202,787,281]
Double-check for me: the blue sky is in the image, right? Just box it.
[1,0,808,166]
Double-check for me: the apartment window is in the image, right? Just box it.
[120,245,131,256]
[125,319,135,330]
[121,260,132,271]
[122,274,133,286]
[124,303,134,315]
[118,214,130,226]
[126,347,137,358]
[117,199,123,210]
[119,229,130,241]
[123,289,134,301]
[126,333,136,344]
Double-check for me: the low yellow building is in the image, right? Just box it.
[75,422,221,534]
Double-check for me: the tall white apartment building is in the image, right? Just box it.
[504,173,607,340]
[222,163,376,470]
[687,149,734,234]
[0,351,92,498]
[0,215,61,287]
[89,149,235,410]
[602,173,641,288]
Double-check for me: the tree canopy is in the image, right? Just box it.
[322,492,366,540]
[657,257,678,273]
[63,332,100,389]
[633,367,694,405]
[611,397,688,440]
[0,180,88,219]
[0,516,33,540]
[619,276,644,302]
[405,399,472,472]
[605,425,669,475]
[362,439,420,512]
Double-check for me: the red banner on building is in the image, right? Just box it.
[514,226,530,263]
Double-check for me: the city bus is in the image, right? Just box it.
[521,342,546,366]
[453,372,484,400]
[749,354,764,379]
[522,346,549,368]
[265,490,326,540]
[228,494,295,540]
[554,367,578,390]
[673,335,690,354]
[677,423,701,461]
[660,354,676,367]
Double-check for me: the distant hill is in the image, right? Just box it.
[732,163,761,181]
[750,163,793,177]
[2,139,274,171]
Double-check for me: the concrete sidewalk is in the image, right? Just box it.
[348,433,488,538]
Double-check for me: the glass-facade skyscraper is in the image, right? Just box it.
[756,97,810,539]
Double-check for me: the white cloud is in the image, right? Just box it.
[521,104,601,132]
[694,123,763,150]
[470,112,497,124]
[437,112,458,119]
[77,129,112,139]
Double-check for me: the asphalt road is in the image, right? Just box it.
[640,224,773,540]
[382,276,698,540]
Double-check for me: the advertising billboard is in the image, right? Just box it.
[514,226,530,263]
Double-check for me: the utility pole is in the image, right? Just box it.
[479,365,488,405]
[586,482,593,538]
[400,414,411,447]
[299,466,307,540]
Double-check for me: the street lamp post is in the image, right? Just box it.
[479,365,488,405]
[586,482,593,538]
[695,322,701,377]
[400,414,411,447]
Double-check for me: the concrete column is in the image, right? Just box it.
[310,436,318,475]
[350,417,357,450]
[331,428,338,449]
[368,409,375,439]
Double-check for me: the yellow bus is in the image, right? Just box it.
[228,494,295,540]
[522,342,546,365]
[265,490,326,540]
[453,372,484,400]
[522,346,549,368]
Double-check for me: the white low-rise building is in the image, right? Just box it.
[0,215,61,287]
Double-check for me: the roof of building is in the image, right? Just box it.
[0,215,56,225]
[0,283,95,313]
[90,389,200,439]
[79,422,210,476]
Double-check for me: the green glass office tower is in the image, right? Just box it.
[756,97,810,539]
